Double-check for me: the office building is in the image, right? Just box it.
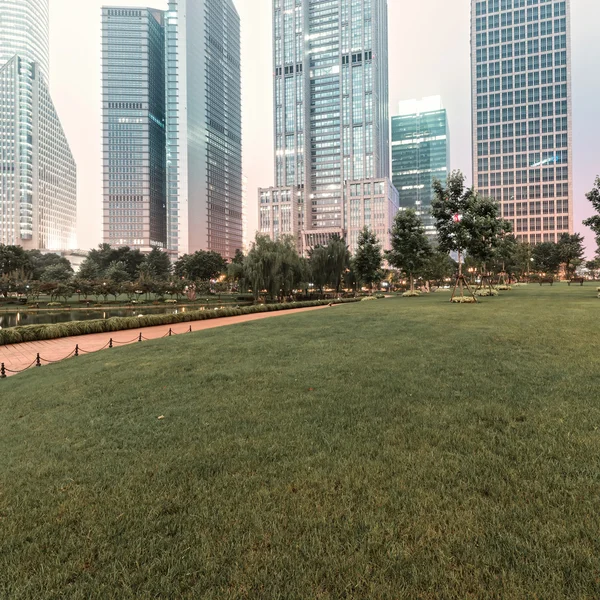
[259,0,398,255]
[471,0,573,243]
[0,0,77,250]
[391,97,450,238]
[165,0,243,260]
[102,7,167,251]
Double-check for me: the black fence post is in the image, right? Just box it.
[169,328,172,337]
[36,353,41,367]
[138,332,142,342]
[189,325,192,333]
[109,338,113,349]
[0,363,6,379]
[75,344,79,357]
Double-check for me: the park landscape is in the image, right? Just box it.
[1,173,600,597]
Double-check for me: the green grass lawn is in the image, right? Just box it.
[1,284,600,599]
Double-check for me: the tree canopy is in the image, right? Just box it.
[353,227,382,291]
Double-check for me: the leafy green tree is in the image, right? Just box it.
[86,244,144,280]
[431,171,476,280]
[513,241,533,280]
[557,232,585,279]
[143,247,172,280]
[308,245,330,295]
[492,233,518,280]
[0,245,32,277]
[243,234,303,302]
[40,263,74,284]
[422,251,456,287]
[174,250,226,282]
[353,227,382,293]
[105,261,131,285]
[327,235,350,293]
[26,250,71,280]
[585,259,600,280]
[532,242,561,276]
[77,258,101,281]
[583,176,600,255]
[386,209,432,292]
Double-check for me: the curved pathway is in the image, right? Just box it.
[0,305,332,378]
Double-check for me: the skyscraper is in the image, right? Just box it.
[165,0,243,260]
[0,0,77,250]
[102,7,167,251]
[259,0,398,254]
[471,0,573,243]
[391,97,450,238]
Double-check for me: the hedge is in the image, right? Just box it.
[0,299,361,346]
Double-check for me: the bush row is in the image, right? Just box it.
[0,298,361,346]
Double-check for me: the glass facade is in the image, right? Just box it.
[102,8,167,251]
[471,0,573,243]
[263,0,394,253]
[0,0,77,250]
[391,97,450,237]
[166,0,243,260]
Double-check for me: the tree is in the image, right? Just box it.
[464,195,512,290]
[353,227,382,293]
[242,234,303,302]
[308,245,330,294]
[174,250,226,282]
[557,233,585,279]
[327,235,350,293]
[431,171,478,299]
[583,176,600,255]
[585,259,600,280]
[0,245,32,278]
[386,209,432,292]
[105,261,130,285]
[422,251,456,287]
[143,247,172,280]
[77,258,101,281]
[26,250,71,280]
[86,244,145,280]
[532,242,561,276]
[493,233,518,281]
[40,263,74,284]
[513,241,533,280]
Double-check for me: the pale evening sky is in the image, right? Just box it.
[49,0,600,255]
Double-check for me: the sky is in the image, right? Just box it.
[49,0,600,256]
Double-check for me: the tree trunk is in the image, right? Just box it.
[409,273,414,293]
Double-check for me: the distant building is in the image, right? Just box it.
[165,0,243,260]
[0,0,77,250]
[102,7,167,252]
[391,97,450,238]
[471,0,573,243]
[259,0,397,255]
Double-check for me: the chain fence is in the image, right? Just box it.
[0,325,193,379]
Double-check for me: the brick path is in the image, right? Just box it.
[0,305,330,378]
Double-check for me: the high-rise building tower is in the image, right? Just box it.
[391,97,450,238]
[471,0,573,243]
[259,0,398,254]
[102,7,167,251]
[0,0,77,250]
[165,0,243,260]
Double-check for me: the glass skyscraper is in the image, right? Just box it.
[259,0,398,254]
[0,0,77,250]
[102,7,167,251]
[471,0,573,243]
[391,97,450,238]
[165,0,243,260]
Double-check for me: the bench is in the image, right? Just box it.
[539,278,554,286]
[568,278,584,286]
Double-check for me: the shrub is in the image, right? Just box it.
[451,296,477,303]
[402,291,421,298]
[375,294,385,299]
[497,285,512,291]
[164,299,178,304]
[475,288,499,297]
[361,296,377,302]
[47,302,62,308]
[0,298,361,346]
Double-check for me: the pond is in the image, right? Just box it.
[0,305,229,329]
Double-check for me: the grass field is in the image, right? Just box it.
[1,284,599,598]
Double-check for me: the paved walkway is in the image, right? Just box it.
[0,305,330,378]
